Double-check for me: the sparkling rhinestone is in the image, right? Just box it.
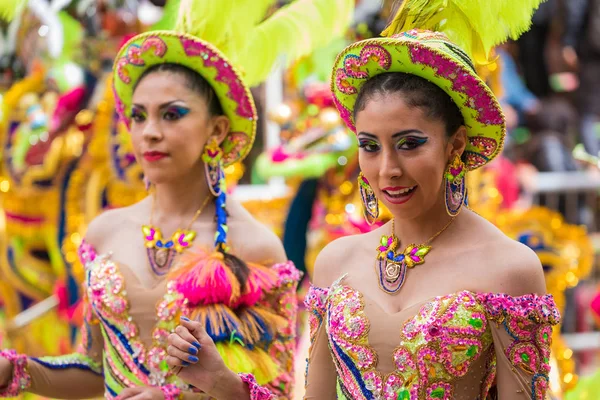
[429,326,440,336]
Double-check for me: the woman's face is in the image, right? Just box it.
[355,92,466,220]
[130,70,229,184]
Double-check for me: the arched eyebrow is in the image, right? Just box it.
[131,100,185,110]
[357,129,424,139]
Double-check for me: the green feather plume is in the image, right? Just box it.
[235,0,354,87]
[173,0,354,87]
[151,0,181,31]
[0,0,26,22]
[382,0,545,64]
[174,0,277,57]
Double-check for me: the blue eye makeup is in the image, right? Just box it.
[163,106,190,121]
[358,139,381,152]
[396,136,428,150]
[130,107,147,122]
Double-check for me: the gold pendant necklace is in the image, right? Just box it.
[142,195,212,275]
[375,217,455,295]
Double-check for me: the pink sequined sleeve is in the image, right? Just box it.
[478,293,561,400]
[260,262,302,399]
[18,241,106,398]
[303,285,337,399]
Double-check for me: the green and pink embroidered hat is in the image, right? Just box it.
[112,31,257,167]
[331,30,505,170]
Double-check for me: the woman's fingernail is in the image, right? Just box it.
[188,355,199,363]
[192,341,201,349]
[180,316,190,321]
[188,346,198,355]
[182,361,189,367]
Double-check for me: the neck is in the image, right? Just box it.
[392,194,456,245]
[151,169,213,224]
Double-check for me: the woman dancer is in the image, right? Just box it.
[165,0,560,399]
[0,0,355,398]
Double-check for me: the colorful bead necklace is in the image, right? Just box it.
[376,217,455,295]
[142,195,212,275]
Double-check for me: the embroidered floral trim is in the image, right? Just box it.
[532,374,550,399]
[159,383,182,400]
[480,351,497,400]
[469,137,498,158]
[476,292,560,325]
[334,44,392,97]
[79,241,295,396]
[84,249,172,387]
[310,283,560,400]
[326,283,378,399]
[324,287,497,399]
[305,285,329,345]
[271,286,298,338]
[239,373,275,399]
[273,261,303,288]
[262,262,300,396]
[78,239,97,266]
[179,37,254,120]
[0,350,31,397]
[304,285,329,313]
[149,280,188,385]
[477,292,559,400]
[408,45,502,126]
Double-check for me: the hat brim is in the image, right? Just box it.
[331,32,506,170]
[112,31,257,166]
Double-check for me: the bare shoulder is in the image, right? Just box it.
[85,208,124,248]
[234,219,287,265]
[474,232,547,296]
[84,203,143,251]
[312,234,364,288]
[227,199,287,265]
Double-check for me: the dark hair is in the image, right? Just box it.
[354,72,465,136]
[135,63,224,117]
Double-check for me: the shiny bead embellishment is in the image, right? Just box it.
[238,373,275,399]
[0,350,31,397]
[375,219,454,295]
[307,277,560,400]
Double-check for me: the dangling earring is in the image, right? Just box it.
[202,138,224,196]
[143,176,151,191]
[444,154,467,216]
[358,172,379,225]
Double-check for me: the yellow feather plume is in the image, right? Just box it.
[173,0,354,87]
[215,343,280,384]
[174,0,276,53]
[0,0,25,22]
[382,0,545,64]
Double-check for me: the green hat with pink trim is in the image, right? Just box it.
[113,31,257,167]
[331,30,505,170]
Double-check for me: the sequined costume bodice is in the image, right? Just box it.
[24,241,300,399]
[304,276,560,400]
